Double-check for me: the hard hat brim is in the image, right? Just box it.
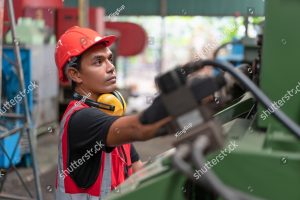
[91,35,117,49]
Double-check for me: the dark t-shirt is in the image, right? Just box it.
[67,107,139,188]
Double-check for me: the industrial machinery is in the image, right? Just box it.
[103,0,300,200]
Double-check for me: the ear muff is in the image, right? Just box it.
[97,90,126,116]
[73,92,115,111]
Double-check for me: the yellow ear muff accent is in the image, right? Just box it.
[96,91,126,116]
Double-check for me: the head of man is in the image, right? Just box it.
[66,44,117,99]
[55,26,117,101]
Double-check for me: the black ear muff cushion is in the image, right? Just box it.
[112,91,125,109]
[73,92,82,101]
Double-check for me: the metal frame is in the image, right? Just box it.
[64,0,265,16]
[0,0,43,199]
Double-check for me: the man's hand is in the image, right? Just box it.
[139,96,168,125]
[132,160,143,173]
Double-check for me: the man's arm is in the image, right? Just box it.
[106,114,171,146]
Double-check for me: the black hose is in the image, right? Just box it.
[172,144,216,192]
[191,136,238,200]
[186,60,300,139]
[172,145,194,179]
[192,136,264,200]
[213,40,242,60]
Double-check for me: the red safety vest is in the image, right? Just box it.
[55,100,133,200]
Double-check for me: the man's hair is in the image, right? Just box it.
[64,55,82,91]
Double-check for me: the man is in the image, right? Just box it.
[55,26,171,200]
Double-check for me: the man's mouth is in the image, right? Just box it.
[107,76,116,82]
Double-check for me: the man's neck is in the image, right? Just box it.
[75,88,98,102]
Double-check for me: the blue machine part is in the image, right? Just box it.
[213,39,244,76]
[0,47,33,168]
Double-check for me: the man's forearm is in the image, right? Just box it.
[106,114,171,147]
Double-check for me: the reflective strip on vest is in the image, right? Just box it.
[56,105,112,200]
[100,153,111,199]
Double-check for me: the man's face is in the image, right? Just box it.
[79,44,117,94]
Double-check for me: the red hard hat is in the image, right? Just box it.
[55,26,116,83]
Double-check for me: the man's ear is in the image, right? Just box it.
[66,67,83,84]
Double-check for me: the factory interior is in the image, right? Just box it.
[1,0,299,200]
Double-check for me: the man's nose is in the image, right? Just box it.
[106,60,115,73]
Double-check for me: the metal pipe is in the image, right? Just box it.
[0,0,4,107]
[78,0,89,27]
[0,126,23,140]
[1,113,25,119]
[159,0,167,73]
[244,16,249,37]
[0,193,34,200]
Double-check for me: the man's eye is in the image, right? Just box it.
[94,59,103,65]
[109,56,113,62]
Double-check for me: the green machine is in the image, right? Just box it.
[104,0,300,200]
